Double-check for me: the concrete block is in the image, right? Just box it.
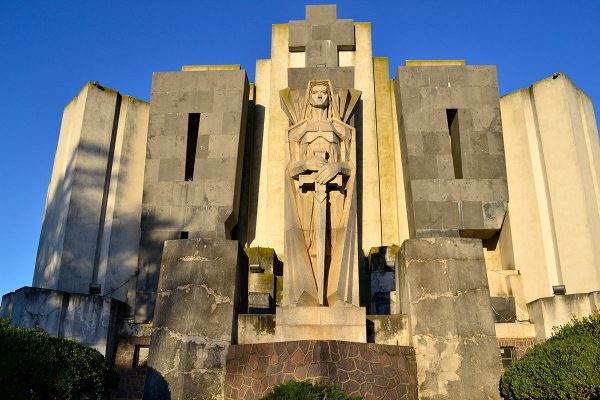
[144,158,160,183]
[276,306,366,342]
[367,315,410,345]
[306,4,337,25]
[213,90,243,113]
[248,292,271,314]
[0,287,123,357]
[248,273,275,296]
[331,20,355,50]
[288,67,354,91]
[398,238,501,399]
[144,238,246,400]
[208,135,239,158]
[237,314,276,344]
[199,112,223,136]
[222,112,243,135]
[157,158,184,182]
[490,296,517,323]
[288,20,308,51]
[527,291,600,340]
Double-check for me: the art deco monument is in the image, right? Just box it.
[2,5,600,400]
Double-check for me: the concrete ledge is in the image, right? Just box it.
[495,322,537,339]
[404,59,465,66]
[527,291,600,339]
[276,306,366,342]
[0,286,123,357]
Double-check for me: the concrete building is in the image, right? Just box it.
[1,5,599,400]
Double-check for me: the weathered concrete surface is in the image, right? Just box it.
[33,83,148,304]
[136,69,249,322]
[144,238,247,400]
[245,247,281,314]
[500,74,600,302]
[0,286,122,357]
[398,238,501,400]
[224,341,418,400]
[237,314,276,345]
[527,290,600,340]
[367,315,410,346]
[276,306,366,342]
[394,65,508,239]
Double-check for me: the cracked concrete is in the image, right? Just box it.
[399,238,501,399]
[144,238,246,400]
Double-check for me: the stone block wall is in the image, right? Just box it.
[135,69,249,322]
[224,341,418,400]
[394,65,508,239]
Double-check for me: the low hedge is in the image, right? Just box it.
[0,318,118,400]
[261,380,363,400]
[499,312,600,400]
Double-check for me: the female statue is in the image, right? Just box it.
[281,80,360,307]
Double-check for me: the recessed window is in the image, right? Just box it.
[446,109,463,179]
[500,346,515,368]
[133,345,150,368]
[180,231,189,239]
[185,113,200,181]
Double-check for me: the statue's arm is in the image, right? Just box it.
[339,161,353,176]
[288,160,306,178]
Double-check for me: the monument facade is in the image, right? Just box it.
[2,5,600,400]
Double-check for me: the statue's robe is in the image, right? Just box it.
[282,88,360,307]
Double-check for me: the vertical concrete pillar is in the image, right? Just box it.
[398,238,501,400]
[144,239,247,400]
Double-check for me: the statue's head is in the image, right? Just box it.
[309,82,330,109]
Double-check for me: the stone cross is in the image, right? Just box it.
[289,5,355,68]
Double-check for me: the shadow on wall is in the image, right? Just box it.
[30,114,164,311]
[144,368,171,400]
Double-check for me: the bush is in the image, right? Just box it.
[0,318,118,400]
[499,312,600,400]
[261,380,363,400]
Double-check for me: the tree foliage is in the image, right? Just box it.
[499,312,600,400]
[261,380,363,400]
[0,318,118,400]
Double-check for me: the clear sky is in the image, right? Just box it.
[0,0,598,297]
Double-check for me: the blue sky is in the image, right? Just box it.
[0,0,598,296]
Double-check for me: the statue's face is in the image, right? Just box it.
[310,84,329,108]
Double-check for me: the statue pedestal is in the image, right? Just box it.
[275,306,366,342]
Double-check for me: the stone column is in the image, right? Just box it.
[398,238,501,400]
[143,239,247,400]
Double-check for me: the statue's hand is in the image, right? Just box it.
[305,156,327,171]
[315,163,341,184]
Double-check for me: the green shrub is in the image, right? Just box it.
[0,318,118,400]
[261,380,363,400]
[499,312,600,400]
